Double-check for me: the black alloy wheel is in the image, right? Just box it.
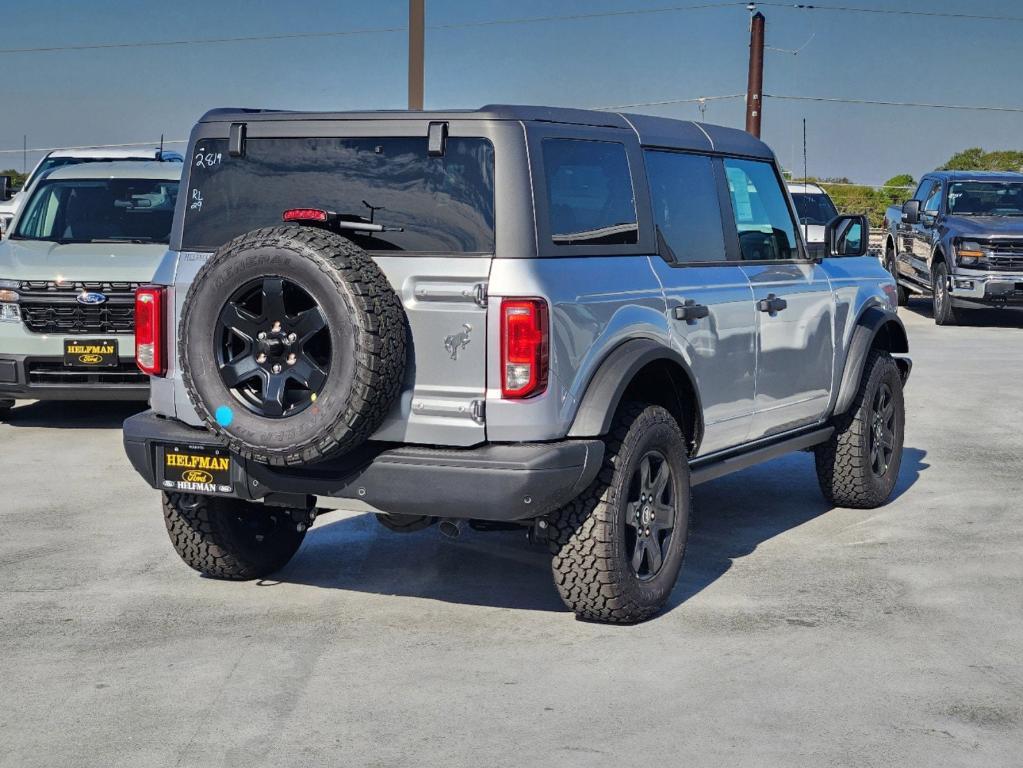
[215,276,331,418]
[624,450,677,580]
[869,381,897,478]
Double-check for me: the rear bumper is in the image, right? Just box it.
[0,354,149,401]
[123,410,604,521]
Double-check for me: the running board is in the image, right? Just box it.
[689,427,834,486]
[898,277,929,295]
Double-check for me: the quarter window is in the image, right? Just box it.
[644,150,725,263]
[542,139,638,246]
[723,158,800,261]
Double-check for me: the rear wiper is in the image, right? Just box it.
[285,207,404,234]
[86,238,157,244]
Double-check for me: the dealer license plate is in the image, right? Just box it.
[161,445,233,494]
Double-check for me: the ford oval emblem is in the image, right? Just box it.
[77,292,107,306]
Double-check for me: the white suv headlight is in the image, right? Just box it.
[0,279,20,322]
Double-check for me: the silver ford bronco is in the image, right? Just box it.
[123,105,910,623]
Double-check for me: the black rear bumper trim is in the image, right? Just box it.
[123,410,605,521]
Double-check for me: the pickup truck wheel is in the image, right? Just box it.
[814,351,904,509]
[885,244,908,306]
[162,492,307,579]
[180,225,407,466]
[548,402,691,624]
[932,262,959,325]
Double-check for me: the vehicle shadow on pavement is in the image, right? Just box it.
[902,298,1023,327]
[668,447,928,610]
[279,447,928,617]
[0,400,146,429]
[278,513,568,612]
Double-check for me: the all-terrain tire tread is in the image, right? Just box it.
[180,225,406,466]
[814,350,903,509]
[162,492,305,579]
[548,403,689,624]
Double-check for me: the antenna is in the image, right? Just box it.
[159,133,164,160]
[802,117,809,244]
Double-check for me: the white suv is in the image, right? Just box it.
[0,147,182,236]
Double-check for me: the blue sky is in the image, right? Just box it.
[3,0,1022,184]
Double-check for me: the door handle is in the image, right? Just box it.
[756,293,788,314]
[673,299,710,323]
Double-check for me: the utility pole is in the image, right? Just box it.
[408,0,425,110]
[745,10,765,137]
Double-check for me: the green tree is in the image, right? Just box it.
[0,168,27,189]
[939,148,1023,172]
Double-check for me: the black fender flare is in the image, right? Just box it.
[833,306,910,416]
[567,338,703,445]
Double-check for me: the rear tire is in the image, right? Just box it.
[814,351,904,509]
[163,492,307,579]
[548,402,691,624]
[932,262,959,325]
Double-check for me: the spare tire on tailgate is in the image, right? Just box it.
[180,225,406,466]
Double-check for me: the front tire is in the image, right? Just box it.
[548,403,691,624]
[886,243,908,306]
[163,492,308,579]
[815,351,905,508]
[932,262,959,325]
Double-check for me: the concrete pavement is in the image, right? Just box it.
[1,301,1021,767]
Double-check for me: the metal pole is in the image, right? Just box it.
[745,11,765,137]
[23,135,27,174]
[408,0,425,110]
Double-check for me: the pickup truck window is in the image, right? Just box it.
[948,181,1023,216]
[922,182,943,214]
[12,178,177,244]
[723,158,799,261]
[543,139,638,246]
[643,150,725,263]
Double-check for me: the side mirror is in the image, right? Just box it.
[901,199,921,225]
[825,214,869,258]
[0,176,11,202]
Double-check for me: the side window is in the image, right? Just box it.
[644,150,725,263]
[912,179,931,202]
[543,139,638,246]
[922,181,943,213]
[723,158,800,261]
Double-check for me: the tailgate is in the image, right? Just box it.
[371,255,490,446]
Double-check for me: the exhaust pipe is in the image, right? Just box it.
[438,518,465,539]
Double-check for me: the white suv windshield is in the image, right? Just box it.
[791,192,838,226]
[12,178,178,244]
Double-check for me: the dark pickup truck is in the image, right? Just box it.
[882,171,1023,324]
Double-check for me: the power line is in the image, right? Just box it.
[596,93,746,110]
[0,3,745,55]
[765,94,1023,114]
[756,2,1023,23]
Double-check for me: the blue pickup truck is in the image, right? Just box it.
[882,171,1023,324]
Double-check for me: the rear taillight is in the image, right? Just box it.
[500,298,548,399]
[135,285,165,376]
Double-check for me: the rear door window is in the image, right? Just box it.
[643,150,726,263]
[543,139,638,246]
[723,158,800,261]
[181,136,495,253]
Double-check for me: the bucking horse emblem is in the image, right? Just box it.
[444,323,472,360]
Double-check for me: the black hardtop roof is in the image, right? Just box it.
[927,170,1023,183]
[197,104,773,159]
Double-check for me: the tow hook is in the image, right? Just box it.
[528,517,550,546]
[288,507,318,533]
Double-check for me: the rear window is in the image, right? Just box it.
[180,137,495,253]
[543,139,638,246]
